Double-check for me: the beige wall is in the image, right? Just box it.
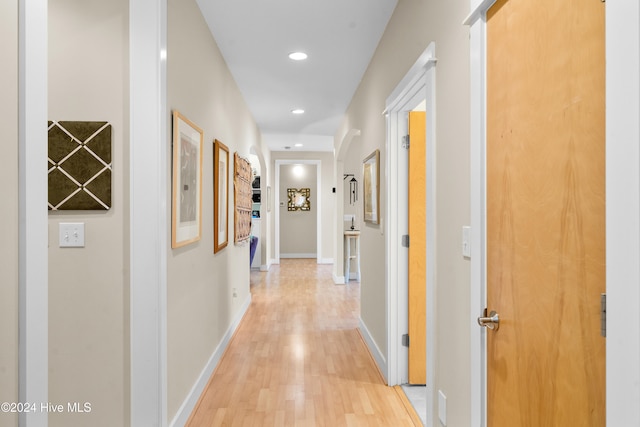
[269,151,335,263]
[48,1,129,426]
[166,0,264,419]
[0,1,19,426]
[279,164,318,256]
[342,140,362,230]
[46,0,267,423]
[336,0,472,425]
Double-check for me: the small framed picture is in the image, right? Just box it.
[214,139,229,253]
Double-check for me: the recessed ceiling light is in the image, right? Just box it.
[295,143,303,147]
[288,52,308,61]
[291,109,305,115]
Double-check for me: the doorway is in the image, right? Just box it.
[274,159,322,263]
[250,145,268,269]
[385,43,437,422]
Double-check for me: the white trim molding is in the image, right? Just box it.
[170,295,251,427]
[359,319,388,384]
[266,259,278,269]
[280,253,317,259]
[465,1,489,425]
[606,1,640,425]
[18,0,49,424]
[130,0,168,425]
[463,0,497,26]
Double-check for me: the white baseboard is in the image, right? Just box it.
[169,294,252,427]
[319,258,334,265]
[261,258,274,271]
[270,258,279,265]
[333,273,345,284]
[359,318,388,384]
[280,253,317,258]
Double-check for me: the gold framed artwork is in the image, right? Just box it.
[171,110,203,248]
[287,188,311,211]
[363,149,380,224]
[234,152,252,243]
[214,139,229,253]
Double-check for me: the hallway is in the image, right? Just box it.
[186,259,420,426]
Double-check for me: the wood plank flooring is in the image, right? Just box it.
[186,259,419,426]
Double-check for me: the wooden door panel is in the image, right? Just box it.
[408,111,426,384]
[486,0,605,425]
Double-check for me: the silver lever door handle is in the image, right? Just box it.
[477,310,500,331]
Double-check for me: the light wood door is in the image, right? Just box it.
[408,111,426,385]
[486,0,605,425]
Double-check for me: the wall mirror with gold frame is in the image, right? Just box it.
[287,188,310,211]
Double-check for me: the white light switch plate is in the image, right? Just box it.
[438,389,447,425]
[462,226,471,258]
[59,223,85,247]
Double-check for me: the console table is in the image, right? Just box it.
[344,230,361,282]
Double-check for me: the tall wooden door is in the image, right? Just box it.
[408,111,426,384]
[485,0,605,425]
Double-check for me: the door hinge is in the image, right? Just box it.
[402,234,410,248]
[402,135,410,149]
[402,334,410,347]
[601,293,606,337]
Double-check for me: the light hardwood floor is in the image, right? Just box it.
[186,259,421,426]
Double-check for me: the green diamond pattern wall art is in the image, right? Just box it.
[48,121,112,210]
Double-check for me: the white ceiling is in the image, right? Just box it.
[196,0,398,152]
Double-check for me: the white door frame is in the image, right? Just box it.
[465,2,493,425]
[385,43,437,424]
[130,0,168,425]
[274,159,322,263]
[466,1,640,425]
[605,1,640,425]
[19,0,49,424]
